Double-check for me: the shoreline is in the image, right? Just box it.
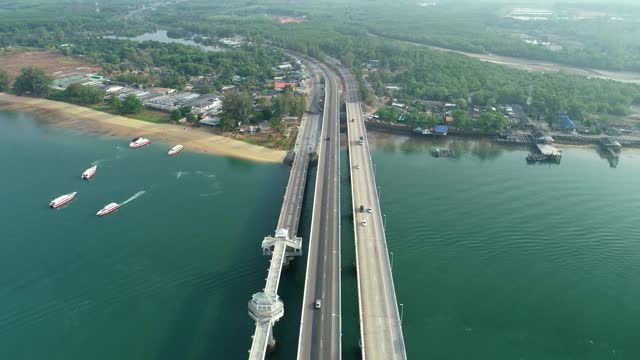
[0,93,286,164]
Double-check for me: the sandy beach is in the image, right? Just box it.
[0,93,286,163]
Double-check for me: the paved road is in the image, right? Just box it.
[277,115,315,237]
[340,63,408,359]
[297,57,342,360]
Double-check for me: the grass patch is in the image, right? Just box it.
[87,104,170,123]
[127,109,170,123]
[231,133,292,149]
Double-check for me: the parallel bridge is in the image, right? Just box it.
[247,64,322,360]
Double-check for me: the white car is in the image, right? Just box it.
[367,208,372,213]
[354,164,360,169]
[362,220,367,226]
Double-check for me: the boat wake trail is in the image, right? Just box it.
[176,171,189,179]
[195,170,216,179]
[119,191,146,206]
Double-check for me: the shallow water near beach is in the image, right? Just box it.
[0,111,295,359]
[362,132,640,359]
[3,110,640,359]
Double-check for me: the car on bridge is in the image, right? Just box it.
[362,220,367,226]
[315,299,322,309]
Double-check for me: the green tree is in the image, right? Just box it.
[377,106,400,122]
[220,116,237,131]
[108,95,121,113]
[455,98,468,110]
[193,85,214,94]
[170,109,183,121]
[185,112,197,124]
[451,109,471,128]
[120,94,143,114]
[0,69,9,92]
[262,108,273,121]
[222,90,253,124]
[63,84,105,105]
[178,105,192,115]
[12,67,52,97]
[269,118,287,138]
[478,111,508,131]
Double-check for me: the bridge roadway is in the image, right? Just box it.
[340,64,408,359]
[296,58,341,360]
[247,61,323,360]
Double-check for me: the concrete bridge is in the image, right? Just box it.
[247,61,324,360]
[337,61,408,360]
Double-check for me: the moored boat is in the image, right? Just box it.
[49,192,77,208]
[526,153,548,162]
[129,137,150,149]
[81,165,97,180]
[168,144,184,156]
[432,148,455,158]
[96,202,119,216]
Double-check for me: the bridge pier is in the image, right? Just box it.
[262,228,302,265]
[266,326,276,353]
[248,292,284,355]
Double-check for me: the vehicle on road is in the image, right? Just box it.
[360,205,364,212]
[367,207,372,213]
[355,164,360,169]
[326,136,330,141]
[362,220,367,226]
[315,299,322,309]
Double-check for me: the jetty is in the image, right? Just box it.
[599,138,622,167]
[527,143,561,163]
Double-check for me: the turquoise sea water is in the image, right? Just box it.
[0,111,296,359]
[3,111,640,360]
[366,133,640,359]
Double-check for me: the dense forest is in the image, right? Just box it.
[1,0,640,122]
[148,0,640,72]
[145,1,640,120]
[69,38,286,90]
[362,43,640,121]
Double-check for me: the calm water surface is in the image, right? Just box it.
[366,132,640,359]
[0,111,297,359]
[2,111,640,359]
[106,30,222,52]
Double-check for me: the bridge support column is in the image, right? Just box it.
[266,325,276,353]
[262,228,303,266]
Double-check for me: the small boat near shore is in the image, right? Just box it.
[96,202,119,216]
[129,137,150,149]
[432,148,455,158]
[168,144,184,156]
[49,192,77,208]
[526,153,561,163]
[81,165,97,180]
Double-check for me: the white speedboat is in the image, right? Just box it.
[129,137,150,148]
[50,192,77,208]
[168,144,184,156]
[81,165,97,180]
[96,202,119,216]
